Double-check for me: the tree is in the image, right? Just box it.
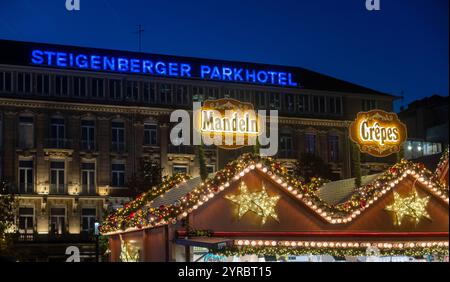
[293,153,332,182]
[0,180,17,258]
[198,142,208,181]
[128,158,163,196]
[351,142,362,188]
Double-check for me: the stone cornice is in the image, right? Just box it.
[1,97,352,127]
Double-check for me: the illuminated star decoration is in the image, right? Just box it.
[385,189,431,226]
[225,182,280,224]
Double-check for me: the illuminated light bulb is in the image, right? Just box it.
[182,212,188,217]
[219,186,225,191]
[323,242,328,247]
[327,216,332,221]
[329,242,334,247]
[256,163,262,168]
[337,219,342,224]
[406,170,411,174]
[347,217,352,222]
[317,209,322,213]
[271,175,276,180]
[244,240,250,246]
[437,191,442,195]
[394,180,399,184]
[351,213,357,218]
[297,194,303,199]
[193,205,198,210]
[264,241,270,246]
[426,242,432,247]
[419,177,424,182]
[335,243,341,247]
[298,242,304,246]
[307,201,312,206]
[282,183,287,187]
[250,165,255,170]
[377,243,383,248]
[312,205,317,210]
[444,242,449,247]
[369,200,373,204]
[234,175,240,180]
[271,241,277,246]
[331,219,337,224]
[341,243,347,248]
[237,240,243,246]
[438,242,443,247]
[420,243,426,247]
[187,208,193,213]
[354,243,359,247]
[317,242,322,247]
[348,243,353,247]
[258,240,263,246]
[343,218,348,223]
[310,242,316,247]
[225,182,230,187]
[390,182,395,187]
[244,168,250,173]
[287,186,293,191]
[305,242,310,247]
[239,172,245,177]
[321,212,327,217]
[262,167,268,173]
[209,193,214,198]
[291,242,297,247]
[251,241,257,246]
[277,179,282,184]
[292,190,298,195]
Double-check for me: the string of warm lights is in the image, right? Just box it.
[101,153,449,235]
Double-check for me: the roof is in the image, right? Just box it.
[101,153,449,235]
[0,39,393,97]
[316,174,381,205]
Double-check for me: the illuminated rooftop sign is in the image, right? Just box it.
[349,110,407,157]
[195,98,261,149]
[30,49,298,87]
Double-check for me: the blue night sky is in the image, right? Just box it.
[0,0,448,111]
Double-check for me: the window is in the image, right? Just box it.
[81,162,96,195]
[159,83,172,104]
[207,87,219,100]
[18,207,34,234]
[111,121,125,152]
[81,208,96,234]
[50,161,65,194]
[50,208,66,235]
[144,123,158,145]
[362,99,377,111]
[269,92,281,109]
[91,78,104,98]
[255,91,266,108]
[18,160,34,194]
[126,81,140,101]
[176,85,189,105]
[280,134,294,158]
[284,94,295,112]
[35,73,50,95]
[305,133,316,154]
[50,118,66,148]
[55,75,69,96]
[73,77,87,97]
[206,165,215,174]
[173,165,188,175]
[328,135,339,162]
[18,116,34,149]
[109,79,122,100]
[143,82,156,103]
[111,163,125,187]
[17,72,32,93]
[0,71,12,92]
[81,120,95,150]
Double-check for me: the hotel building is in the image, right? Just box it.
[0,40,396,261]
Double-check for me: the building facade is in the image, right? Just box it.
[0,40,396,261]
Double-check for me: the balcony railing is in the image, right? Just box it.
[81,185,97,195]
[49,184,67,194]
[14,232,96,243]
[16,183,35,194]
[168,145,195,155]
[44,138,73,149]
[80,140,96,151]
[278,150,298,159]
[111,142,126,153]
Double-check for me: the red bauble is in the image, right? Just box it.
[390,167,397,174]
[360,200,366,208]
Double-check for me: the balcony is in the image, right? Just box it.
[44,138,73,149]
[81,185,97,196]
[278,150,298,159]
[49,184,67,195]
[111,142,126,153]
[14,183,35,194]
[168,145,195,155]
[14,232,96,243]
[80,140,96,152]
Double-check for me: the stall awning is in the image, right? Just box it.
[175,237,233,249]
